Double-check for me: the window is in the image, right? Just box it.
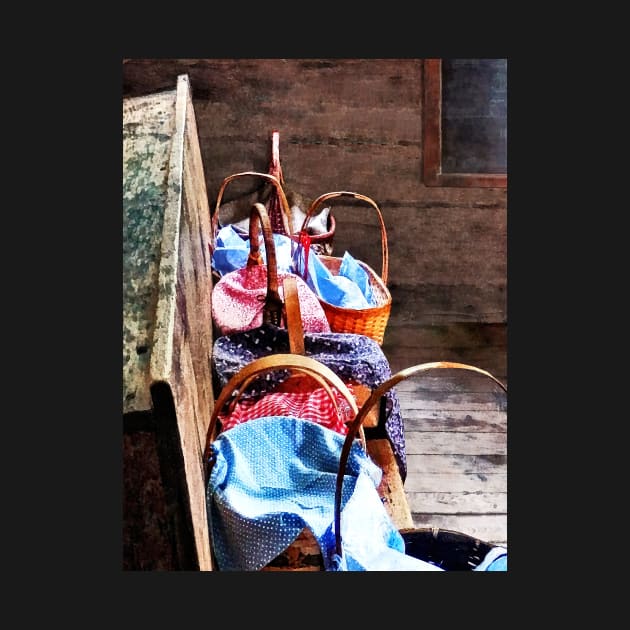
[422,59,507,188]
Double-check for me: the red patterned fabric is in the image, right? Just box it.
[212,265,330,336]
[218,379,356,435]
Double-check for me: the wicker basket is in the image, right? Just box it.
[211,171,294,251]
[210,171,294,285]
[204,353,361,572]
[299,191,392,345]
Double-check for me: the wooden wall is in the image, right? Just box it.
[122,58,507,342]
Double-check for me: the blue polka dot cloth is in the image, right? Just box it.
[206,416,378,571]
[206,416,444,571]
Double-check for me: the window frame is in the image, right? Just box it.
[422,58,507,188]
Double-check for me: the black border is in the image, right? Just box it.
[46,43,563,607]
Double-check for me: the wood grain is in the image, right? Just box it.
[389,346,508,547]
[366,438,414,530]
[122,59,506,326]
[123,75,215,570]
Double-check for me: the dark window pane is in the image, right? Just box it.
[441,59,507,174]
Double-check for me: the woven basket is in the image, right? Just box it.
[204,353,361,572]
[210,171,294,284]
[211,171,294,251]
[299,191,392,345]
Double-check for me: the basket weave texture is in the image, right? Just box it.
[300,191,392,345]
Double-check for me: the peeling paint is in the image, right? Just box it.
[122,89,176,413]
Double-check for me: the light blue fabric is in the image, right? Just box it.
[293,247,375,308]
[212,225,376,309]
[212,225,250,275]
[473,546,508,571]
[206,416,439,571]
[338,251,375,305]
[206,416,380,571]
[212,226,296,276]
[326,473,443,571]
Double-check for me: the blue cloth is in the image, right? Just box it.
[327,473,443,571]
[212,225,376,308]
[473,546,508,571]
[212,225,296,276]
[293,247,376,308]
[206,416,438,571]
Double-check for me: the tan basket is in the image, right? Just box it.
[210,171,294,285]
[299,191,391,345]
[211,171,294,251]
[204,353,361,571]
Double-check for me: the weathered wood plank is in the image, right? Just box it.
[404,472,507,493]
[123,88,177,414]
[402,411,506,432]
[382,323,507,378]
[405,454,506,474]
[406,492,506,514]
[353,384,379,429]
[404,431,507,456]
[394,372,507,395]
[123,75,215,571]
[366,439,414,530]
[398,389,506,405]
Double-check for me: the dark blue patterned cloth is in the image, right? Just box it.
[212,324,407,480]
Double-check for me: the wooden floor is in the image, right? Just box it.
[381,322,507,548]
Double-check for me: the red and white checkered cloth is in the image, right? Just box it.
[218,378,356,435]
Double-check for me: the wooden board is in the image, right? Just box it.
[366,438,414,530]
[123,75,215,570]
[394,360,508,547]
[381,323,507,381]
[122,59,507,326]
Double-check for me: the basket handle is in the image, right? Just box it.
[247,203,283,326]
[269,130,284,184]
[282,276,305,355]
[210,171,294,249]
[282,275,368,450]
[333,361,507,558]
[204,353,360,480]
[300,191,388,284]
[267,130,290,235]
